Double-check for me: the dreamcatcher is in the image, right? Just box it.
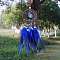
[18,1,45,53]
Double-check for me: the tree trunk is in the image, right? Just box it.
[31,0,46,11]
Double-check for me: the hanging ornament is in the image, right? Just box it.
[18,6,45,53]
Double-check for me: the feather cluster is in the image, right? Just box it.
[18,25,45,53]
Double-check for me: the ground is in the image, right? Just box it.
[0,29,60,60]
[28,45,60,60]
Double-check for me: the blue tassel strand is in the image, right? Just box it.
[18,26,46,53]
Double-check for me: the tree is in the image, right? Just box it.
[0,0,48,12]
[2,3,27,27]
[11,2,27,25]
[1,0,60,27]
[31,0,46,11]
[37,0,60,38]
[2,6,16,27]
[38,0,60,26]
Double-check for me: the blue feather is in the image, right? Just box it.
[18,27,30,52]
[29,28,39,52]
[18,26,46,53]
[18,34,23,52]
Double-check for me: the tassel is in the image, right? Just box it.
[29,27,39,52]
[18,23,46,53]
[18,27,30,52]
[18,34,23,52]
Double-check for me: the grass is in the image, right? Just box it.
[42,36,60,45]
[0,29,32,60]
[0,36,33,60]
[28,45,60,60]
[0,36,19,60]
[0,29,18,37]
[0,29,60,60]
[28,36,60,60]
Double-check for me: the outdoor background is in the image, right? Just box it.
[0,0,60,60]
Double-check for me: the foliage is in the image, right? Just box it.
[2,3,27,27]
[13,2,27,25]
[38,0,60,27]
[1,0,60,27]
[2,6,16,27]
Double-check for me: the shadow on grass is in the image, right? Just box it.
[48,37,60,41]
[42,36,60,45]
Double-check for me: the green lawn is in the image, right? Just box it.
[0,29,60,60]
[28,36,60,60]
[28,45,60,60]
[0,29,31,60]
